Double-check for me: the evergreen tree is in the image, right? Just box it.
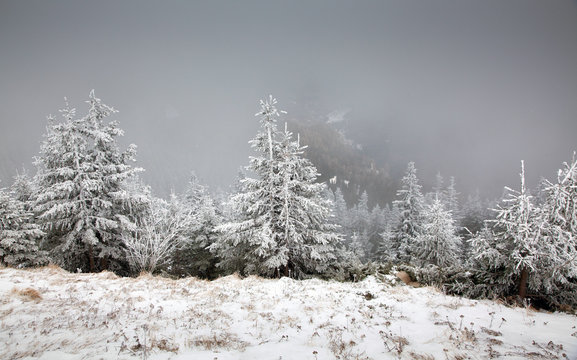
[491,161,539,299]
[349,231,367,262]
[11,170,35,205]
[414,198,462,267]
[349,190,370,257]
[213,96,339,277]
[467,158,577,307]
[366,204,388,260]
[459,189,487,259]
[390,162,425,263]
[533,155,577,305]
[466,225,514,299]
[333,187,348,226]
[445,176,460,219]
[172,174,221,278]
[0,187,48,267]
[377,206,397,263]
[34,91,143,273]
[432,172,444,198]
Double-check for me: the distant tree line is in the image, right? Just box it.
[0,91,575,310]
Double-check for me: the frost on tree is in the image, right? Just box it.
[377,205,397,263]
[466,158,577,306]
[366,204,388,261]
[33,91,144,273]
[0,187,48,267]
[533,155,577,305]
[171,173,222,278]
[491,161,540,300]
[466,225,514,299]
[213,96,340,277]
[349,191,370,258]
[414,197,462,267]
[124,196,190,274]
[389,162,425,263]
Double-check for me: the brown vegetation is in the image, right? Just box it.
[11,287,42,302]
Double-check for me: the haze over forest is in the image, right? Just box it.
[1,0,577,201]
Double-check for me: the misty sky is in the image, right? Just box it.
[1,0,576,199]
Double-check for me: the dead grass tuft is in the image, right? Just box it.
[98,270,118,280]
[396,271,412,285]
[558,304,573,314]
[36,263,66,274]
[12,287,42,302]
[189,332,247,351]
[481,327,502,337]
[151,338,179,352]
[138,270,154,278]
[409,352,435,360]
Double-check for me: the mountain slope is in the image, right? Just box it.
[287,120,396,206]
[1,267,575,359]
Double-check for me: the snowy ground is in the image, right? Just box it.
[0,266,575,360]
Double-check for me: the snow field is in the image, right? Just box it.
[0,266,575,360]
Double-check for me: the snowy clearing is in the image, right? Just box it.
[0,266,575,360]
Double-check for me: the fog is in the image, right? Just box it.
[1,0,576,199]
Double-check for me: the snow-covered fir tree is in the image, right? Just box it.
[389,162,425,263]
[465,158,577,307]
[0,187,48,267]
[33,91,144,273]
[366,203,388,260]
[213,96,339,277]
[491,161,539,299]
[351,191,370,231]
[532,155,577,305]
[172,173,222,278]
[11,170,35,205]
[414,197,462,267]
[376,205,397,263]
[332,187,348,227]
[459,189,487,259]
[445,176,460,219]
[466,225,514,299]
[349,231,367,262]
[349,190,370,257]
[432,172,444,199]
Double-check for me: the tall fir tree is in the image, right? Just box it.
[491,161,539,299]
[390,162,425,263]
[213,96,339,277]
[414,197,462,267]
[445,176,460,218]
[34,91,143,273]
[533,155,577,305]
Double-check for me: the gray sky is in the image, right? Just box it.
[1,0,576,198]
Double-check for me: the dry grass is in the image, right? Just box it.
[36,263,66,274]
[189,332,247,351]
[11,287,42,302]
[396,271,412,285]
[409,352,435,360]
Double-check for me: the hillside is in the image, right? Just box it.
[1,267,575,359]
[287,120,396,207]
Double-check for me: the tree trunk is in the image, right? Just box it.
[100,256,108,271]
[518,267,528,299]
[88,244,95,273]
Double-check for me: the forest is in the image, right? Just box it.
[1,91,576,311]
